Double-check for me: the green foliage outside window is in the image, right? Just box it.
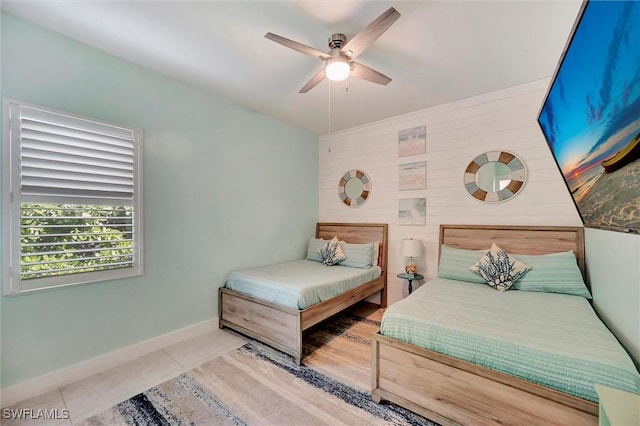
[21,203,134,280]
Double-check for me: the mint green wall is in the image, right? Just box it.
[585,229,640,366]
[0,13,318,387]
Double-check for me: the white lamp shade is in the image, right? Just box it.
[325,58,350,81]
[401,239,422,258]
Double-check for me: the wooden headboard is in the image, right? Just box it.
[316,222,388,274]
[439,224,585,277]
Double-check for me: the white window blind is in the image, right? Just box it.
[3,100,144,294]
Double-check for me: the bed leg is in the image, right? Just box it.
[295,316,303,366]
[380,286,388,308]
[218,289,224,328]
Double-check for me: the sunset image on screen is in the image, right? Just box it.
[538,1,640,232]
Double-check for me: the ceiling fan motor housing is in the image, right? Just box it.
[328,33,347,49]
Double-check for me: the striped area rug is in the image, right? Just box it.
[81,314,437,425]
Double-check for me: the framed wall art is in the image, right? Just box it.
[399,198,426,225]
[399,161,426,190]
[398,125,426,157]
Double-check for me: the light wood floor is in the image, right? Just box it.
[2,302,384,425]
[348,301,385,323]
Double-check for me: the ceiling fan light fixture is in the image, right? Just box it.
[325,58,350,81]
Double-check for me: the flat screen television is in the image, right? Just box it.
[538,0,640,234]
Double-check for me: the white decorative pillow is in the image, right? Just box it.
[372,241,380,266]
[319,236,346,266]
[469,243,531,291]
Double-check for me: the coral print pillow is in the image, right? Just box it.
[319,236,347,266]
[469,243,531,291]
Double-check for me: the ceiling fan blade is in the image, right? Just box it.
[299,68,326,93]
[350,61,392,86]
[265,32,330,60]
[342,7,400,60]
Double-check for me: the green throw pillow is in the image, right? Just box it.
[339,242,374,269]
[511,251,591,299]
[305,238,325,262]
[438,245,487,284]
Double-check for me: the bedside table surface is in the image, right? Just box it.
[397,273,424,280]
[595,384,640,426]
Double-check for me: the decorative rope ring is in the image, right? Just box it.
[464,151,527,202]
[338,169,371,207]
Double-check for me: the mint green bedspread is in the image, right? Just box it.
[225,260,381,309]
[381,278,640,402]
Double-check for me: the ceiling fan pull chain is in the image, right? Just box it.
[328,81,332,133]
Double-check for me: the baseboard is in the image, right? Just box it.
[0,317,219,408]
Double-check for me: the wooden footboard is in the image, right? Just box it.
[219,288,302,361]
[371,333,598,426]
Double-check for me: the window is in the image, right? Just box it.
[3,100,143,295]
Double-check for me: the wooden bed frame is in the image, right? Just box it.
[219,222,388,365]
[371,224,598,426]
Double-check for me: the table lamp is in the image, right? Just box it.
[401,238,422,276]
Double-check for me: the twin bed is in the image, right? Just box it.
[219,222,388,365]
[219,222,640,425]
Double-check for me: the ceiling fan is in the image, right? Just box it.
[265,7,401,93]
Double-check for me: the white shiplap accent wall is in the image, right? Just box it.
[319,79,582,304]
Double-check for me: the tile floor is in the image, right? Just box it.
[2,328,248,425]
[2,302,384,426]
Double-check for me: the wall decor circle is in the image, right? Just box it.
[338,169,371,207]
[464,150,527,203]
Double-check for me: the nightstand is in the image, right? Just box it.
[396,273,424,295]
[595,384,640,426]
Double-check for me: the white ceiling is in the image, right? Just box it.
[1,1,582,135]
